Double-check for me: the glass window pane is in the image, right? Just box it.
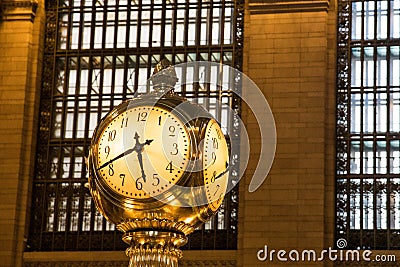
[390,46,400,86]
[350,141,361,173]
[363,140,374,174]
[351,48,362,87]
[390,92,400,132]
[351,2,362,40]
[350,94,361,133]
[362,93,374,133]
[376,141,387,173]
[392,0,400,38]
[376,93,387,132]
[390,141,400,173]
[364,1,375,40]
[363,47,375,87]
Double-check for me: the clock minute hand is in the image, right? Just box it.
[97,147,135,171]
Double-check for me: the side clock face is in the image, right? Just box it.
[203,119,229,211]
[95,105,191,199]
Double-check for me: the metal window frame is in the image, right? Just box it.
[28,0,244,252]
[336,0,400,250]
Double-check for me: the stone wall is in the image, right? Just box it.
[0,0,45,265]
[238,0,337,265]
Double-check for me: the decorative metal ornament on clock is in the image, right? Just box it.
[87,59,230,267]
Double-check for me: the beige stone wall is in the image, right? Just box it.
[238,0,337,265]
[0,0,45,265]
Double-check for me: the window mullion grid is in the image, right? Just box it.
[110,56,117,108]
[99,56,106,99]
[361,0,365,42]
[195,1,201,50]
[65,5,73,50]
[72,58,82,140]
[66,182,74,247]
[361,178,368,246]
[360,45,365,135]
[124,0,131,50]
[100,0,107,49]
[373,174,377,248]
[346,176,351,246]
[53,181,61,248]
[374,0,378,40]
[75,182,85,247]
[39,182,48,250]
[83,67,92,142]
[78,1,85,50]
[386,176,391,248]
[121,55,130,102]
[32,0,242,252]
[183,2,189,47]
[88,193,96,249]
[221,0,226,47]
[373,45,377,136]
[386,43,391,137]
[121,1,132,100]
[208,2,214,49]
[113,3,118,49]
[89,0,96,50]
[160,1,166,50]
[340,0,400,250]
[133,54,140,96]
[171,2,177,49]
[148,1,154,50]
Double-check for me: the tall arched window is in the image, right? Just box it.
[28,0,244,251]
[336,0,400,249]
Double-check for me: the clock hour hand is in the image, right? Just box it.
[133,132,153,182]
[212,162,230,182]
[97,147,135,171]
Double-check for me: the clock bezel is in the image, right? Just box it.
[88,95,199,208]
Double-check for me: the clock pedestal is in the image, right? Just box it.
[116,218,195,267]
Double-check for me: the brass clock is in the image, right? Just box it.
[87,59,230,267]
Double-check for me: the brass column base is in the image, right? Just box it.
[124,231,187,267]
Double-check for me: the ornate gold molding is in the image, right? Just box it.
[24,260,237,267]
[117,218,195,236]
[0,0,38,22]
[24,251,238,266]
[249,0,330,14]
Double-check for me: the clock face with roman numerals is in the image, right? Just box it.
[203,119,229,212]
[95,106,190,199]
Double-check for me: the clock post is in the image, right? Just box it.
[87,59,230,267]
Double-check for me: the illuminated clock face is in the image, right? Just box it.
[96,106,190,199]
[203,119,229,211]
